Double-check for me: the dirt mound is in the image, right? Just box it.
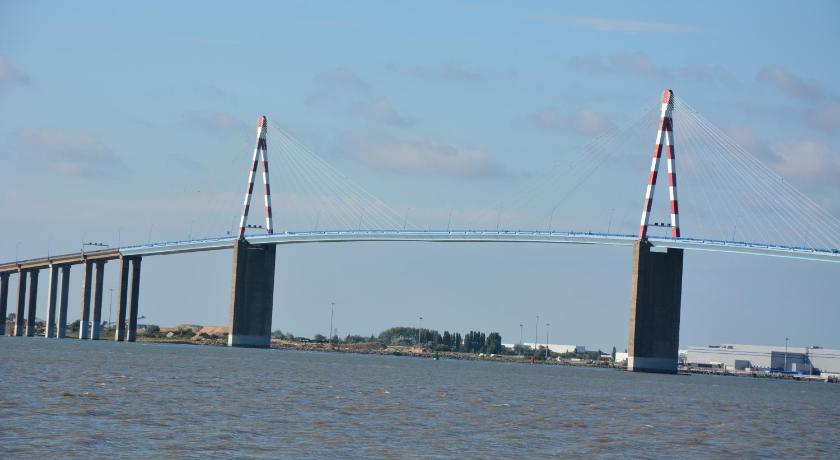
[197,326,228,336]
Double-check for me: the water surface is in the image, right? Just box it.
[1,337,838,458]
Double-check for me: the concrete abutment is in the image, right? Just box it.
[228,240,276,348]
[627,240,684,374]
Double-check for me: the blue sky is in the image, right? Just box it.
[2,1,839,350]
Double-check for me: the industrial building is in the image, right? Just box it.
[684,344,840,377]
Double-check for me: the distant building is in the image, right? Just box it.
[503,343,587,354]
[685,344,840,376]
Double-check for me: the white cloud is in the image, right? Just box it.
[806,103,840,133]
[568,51,735,85]
[11,129,120,176]
[348,134,505,177]
[756,66,828,102]
[384,61,485,82]
[768,140,840,183]
[351,97,414,128]
[307,67,414,128]
[0,56,32,86]
[531,108,614,136]
[306,67,371,106]
[539,16,701,34]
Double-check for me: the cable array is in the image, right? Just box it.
[265,124,408,232]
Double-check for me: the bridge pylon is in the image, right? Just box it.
[638,89,680,240]
[237,115,274,239]
[627,89,685,374]
[227,115,278,348]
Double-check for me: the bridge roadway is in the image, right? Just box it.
[2,230,839,273]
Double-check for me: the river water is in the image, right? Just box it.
[1,337,838,458]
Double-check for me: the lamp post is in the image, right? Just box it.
[545,323,550,359]
[418,316,423,346]
[519,323,524,354]
[784,337,789,372]
[535,315,540,355]
[108,288,114,328]
[329,302,335,345]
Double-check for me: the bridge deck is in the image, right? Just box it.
[2,230,837,274]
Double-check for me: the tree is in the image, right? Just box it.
[313,333,327,342]
[442,331,452,350]
[611,346,617,361]
[145,324,160,336]
[484,332,502,354]
[454,333,462,351]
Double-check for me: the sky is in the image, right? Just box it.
[1,1,839,350]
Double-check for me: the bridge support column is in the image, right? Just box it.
[627,241,684,374]
[79,262,92,339]
[57,266,70,338]
[45,265,59,338]
[25,270,38,337]
[0,273,8,336]
[125,258,141,342]
[14,271,26,336]
[228,240,275,348]
[90,261,106,340]
[115,258,128,341]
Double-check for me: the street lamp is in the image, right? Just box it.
[545,323,551,359]
[784,337,789,372]
[519,323,524,353]
[418,316,423,346]
[535,315,540,355]
[330,302,335,345]
[108,288,114,328]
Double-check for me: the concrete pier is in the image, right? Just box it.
[114,257,129,341]
[90,261,106,340]
[25,270,38,337]
[14,271,26,336]
[0,273,8,336]
[627,240,684,374]
[79,262,92,339]
[57,266,70,338]
[125,258,141,342]
[45,265,59,338]
[228,240,276,348]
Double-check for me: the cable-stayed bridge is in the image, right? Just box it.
[1,89,838,373]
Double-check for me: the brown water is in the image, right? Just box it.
[1,337,838,458]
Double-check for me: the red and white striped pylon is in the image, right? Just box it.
[638,89,680,240]
[237,115,274,239]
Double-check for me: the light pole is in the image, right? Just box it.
[418,316,423,346]
[329,302,335,345]
[108,288,114,328]
[784,337,789,372]
[545,323,550,359]
[535,315,540,355]
[519,323,524,354]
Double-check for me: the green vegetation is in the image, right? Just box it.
[271,326,505,354]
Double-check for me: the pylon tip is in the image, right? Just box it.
[661,89,674,104]
[258,115,267,128]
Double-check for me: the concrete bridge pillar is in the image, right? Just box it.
[25,270,38,337]
[45,265,59,338]
[13,271,26,336]
[228,240,276,348]
[90,261,106,340]
[125,258,141,342]
[79,262,92,339]
[57,266,70,338]
[627,241,684,374]
[115,256,141,342]
[0,273,9,336]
